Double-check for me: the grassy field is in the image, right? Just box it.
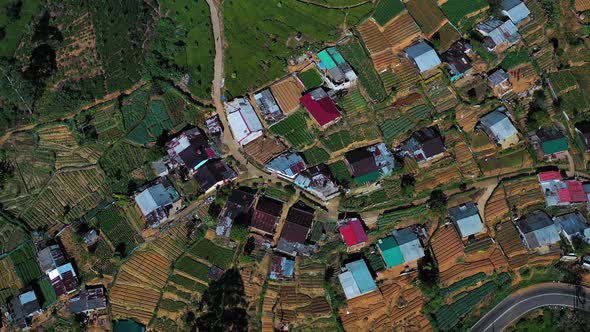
[0,1,42,56]
[298,69,324,90]
[441,0,489,26]
[303,146,330,166]
[372,0,404,26]
[500,49,532,70]
[268,111,315,149]
[187,239,234,269]
[223,0,374,95]
[9,242,41,286]
[338,38,387,101]
[99,141,156,194]
[328,160,352,185]
[126,100,173,145]
[174,256,210,281]
[321,131,353,152]
[405,0,446,36]
[478,149,530,173]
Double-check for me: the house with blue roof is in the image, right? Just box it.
[405,41,441,74]
[377,227,424,270]
[476,19,521,52]
[501,0,531,25]
[448,202,486,242]
[338,259,377,300]
[266,153,307,180]
[134,178,182,228]
[479,107,520,149]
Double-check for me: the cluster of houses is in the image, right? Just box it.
[6,244,107,330]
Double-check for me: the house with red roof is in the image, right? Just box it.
[538,171,587,206]
[339,218,368,252]
[300,88,341,128]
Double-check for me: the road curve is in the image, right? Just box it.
[470,283,590,332]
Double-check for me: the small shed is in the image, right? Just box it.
[405,41,441,73]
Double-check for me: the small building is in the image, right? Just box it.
[401,126,446,164]
[269,255,295,280]
[479,108,519,148]
[134,178,182,228]
[266,153,307,180]
[448,202,485,241]
[226,97,264,146]
[151,159,169,177]
[166,127,217,175]
[516,211,561,250]
[48,262,78,296]
[441,41,473,81]
[193,159,237,193]
[250,196,284,236]
[317,47,357,89]
[554,212,590,245]
[487,69,513,97]
[476,19,521,52]
[205,115,223,135]
[405,41,441,74]
[8,290,42,330]
[293,164,340,201]
[344,143,395,185]
[337,259,377,300]
[37,244,66,273]
[537,127,568,159]
[83,229,99,245]
[538,171,587,206]
[338,218,368,251]
[377,228,424,269]
[254,89,284,124]
[575,121,590,152]
[501,0,531,25]
[300,88,342,128]
[216,189,256,237]
[276,203,316,256]
[69,287,108,314]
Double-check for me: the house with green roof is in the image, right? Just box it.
[316,47,357,90]
[537,127,568,159]
[377,228,425,269]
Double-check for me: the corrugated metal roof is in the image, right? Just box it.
[541,137,568,155]
[318,49,337,70]
[554,212,588,236]
[338,271,361,299]
[488,69,509,86]
[377,236,404,268]
[135,189,159,216]
[347,259,377,294]
[266,153,307,178]
[502,1,530,23]
[539,171,562,182]
[481,110,518,143]
[488,20,519,46]
[226,98,264,145]
[19,291,37,305]
[406,41,441,73]
[456,215,485,238]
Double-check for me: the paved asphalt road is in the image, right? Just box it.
[470,283,590,332]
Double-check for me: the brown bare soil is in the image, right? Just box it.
[484,186,510,226]
[454,142,481,178]
[431,225,465,271]
[270,77,305,115]
[243,135,288,165]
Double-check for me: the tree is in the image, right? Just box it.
[401,174,416,196]
[427,189,448,218]
[243,236,255,255]
[571,236,590,256]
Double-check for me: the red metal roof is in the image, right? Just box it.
[558,181,587,203]
[339,219,367,247]
[300,92,341,127]
[538,171,562,182]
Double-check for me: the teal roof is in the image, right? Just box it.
[327,47,346,65]
[114,321,145,332]
[541,137,568,155]
[377,236,404,268]
[355,170,381,185]
[318,50,337,70]
[347,260,377,294]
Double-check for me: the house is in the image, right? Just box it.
[345,143,395,185]
[8,290,42,330]
[166,127,217,175]
[441,41,473,81]
[317,47,357,90]
[553,212,590,245]
[575,121,590,152]
[254,89,284,124]
[448,202,486,241]
[293,164,340,201]
[537,127,568,159]
[48,262,78,296]
[538,171,587,206]
[266,153,307,180]
[134,178,182,227]
[300,88,342,128]
[401,126,446,164]
[69,287,108,314]
[151,159,169,177]
[216,189,256,237]
[276,203,315,256]
[269,255,295,280]
[193,159,237,193]
[479,108,519,148]
[226,97,264,146]
[377,228,424,269]
[205,115,223,135]
[516,211,561,250]
[487,69,513,97]
[405,41,441,74]
[338,218,368,251]
[83,229,98,245]
[250,196,283,236]
[476,19,521,52]
[37,244,66,273]
[501,0,531,25]
[337,259,377,300]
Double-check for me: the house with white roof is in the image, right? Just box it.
[448,202,486,242]
[553,212,590,245]
[479,108,520,149]
[405,41,441,74]
[501,0,531,25]
[338,259,377,300]
[226,97,264,146]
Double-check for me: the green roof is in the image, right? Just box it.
[541,137,568,155]
[355,170,381,185]
[318,50,337,70]
[377,236,404,268]
[327,47,346,65]
[114,321,145,332]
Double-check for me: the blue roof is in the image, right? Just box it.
[266,153,306,178]
[346,259,377,294]
[502,0,530,23]
[406,41,441,73]
[480,110,518,143]
[19,290,37,304]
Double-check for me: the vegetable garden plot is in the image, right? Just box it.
[97,204,142,256]
[126,100,173,145]
[303,147,330,166]
[269,111,314,149]
[338,39,387,101]
[187,239,234,270]
[372,0,405,26]
[9,242,41,286]
[174,256,211,282]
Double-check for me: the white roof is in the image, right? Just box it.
[503,1,530,24]
[456,215,485,238]
[399,239,425,262]
[173,136,191,154]
[226,98,264,146]
[48,263,76,280]
[135,189,159,216]
[338,271,361,299]
[19,291,37,304]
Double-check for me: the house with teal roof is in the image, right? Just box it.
[337,259,377,299]
[377,228,425,269]
[316,47,357,90]
[537,127,568,160]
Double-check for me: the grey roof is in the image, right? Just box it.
[135,183,176,216]
[488,69,509,86]
[518,211,561,248]
[554,212,589,236]
[480,110,518,143]
[448,202,479,221]
[502,0,530,23]
[406,41,441,73]
[38,244,65,273]
[69,287,108,313]
[393,228,425,262]
[338,270,361,299]
[449,202,484,238]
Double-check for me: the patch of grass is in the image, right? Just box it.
[328,160,351,186]
[338,38,387,101]
[372,0,404,26]
[303,146,330,166]
[441,0,488,26]
[298,69,323,90]
[500,49,532,70]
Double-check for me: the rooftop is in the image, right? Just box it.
[293,164,340,201]
[405,41,441,73]
[448,202,485,238]
[554,212,589,237]
[300,88,341,127]
[251,196,283,235]
[480,109,518,144]
[339,218,368,247]
[377,236,404,268]
[266,153,307,179]
[226,97,264,146]
[194,159,236,192]
[502,0,530,24]
[69,287,108,313]
[338,259,377,299]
